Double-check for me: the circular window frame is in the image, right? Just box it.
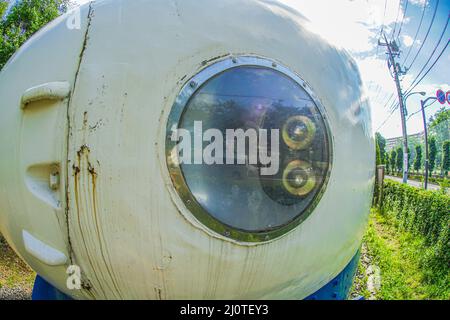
[165,55,333,243]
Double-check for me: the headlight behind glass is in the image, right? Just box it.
[166,56,332,242]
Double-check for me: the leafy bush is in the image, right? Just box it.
[390,149,397,174]
[429,137,437,177]
[414,145,422,173]
[380,179,449,296]
[0,0,69,70]
[396,147,403,173]
[376,139,381,165]
[442,141,450,176]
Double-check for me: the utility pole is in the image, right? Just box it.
[379,33,409,183]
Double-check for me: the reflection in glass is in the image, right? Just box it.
[178,66,331,232]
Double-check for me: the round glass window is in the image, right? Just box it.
[166,57,332,242]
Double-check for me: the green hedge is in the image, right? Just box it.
[380,180,449,274]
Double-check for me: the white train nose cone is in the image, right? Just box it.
[0,0,374,300]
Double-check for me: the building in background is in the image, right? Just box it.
[386,132,425,151]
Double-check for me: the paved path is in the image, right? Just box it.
[386,175,441,191]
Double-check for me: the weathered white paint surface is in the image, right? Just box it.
[22,230,68,266]
[0,0,374,300]
[0,4,90,299]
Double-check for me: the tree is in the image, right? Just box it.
[0,1,7,17]
[442,140,450,176]
[0,0,70,70]
[429,108,450,171]
[429,136,437,177]
[390,149,397,174]
[407,147,411,171]
[375,132,386,164]
[385,152,390,173]
[414,145,422,173]
[430,108,450,129]
[396,147,403,174]
[376,140,381,165]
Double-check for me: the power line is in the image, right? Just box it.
[404,14,449,94]
[381,0,388,35]
[377,95,412,131]
[371,0,389,92]
[406,0,440,71]
[406,99,438,121]
[405,39,450,95]
[376,91,408,131]
[378,37,449,131]
[373,84,383,102]
[389,100,399,113]
[382,92,395,110]
[385,92,399,111]
[390,0,403,42]
[380,92,394,107]
[396,0,409,39]
[374,0,441,134]
[376,105,399,131]
[402,0,427,66]
[376,0,389,59]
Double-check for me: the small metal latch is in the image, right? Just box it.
[49,168,60,191]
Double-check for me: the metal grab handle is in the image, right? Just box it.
[21,81,71,110]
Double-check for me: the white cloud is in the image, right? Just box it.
[402,35,414,47]
[409,0,428,6]
[280,0,401,53]
[279,0,446,138]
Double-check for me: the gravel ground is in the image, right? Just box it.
[0,233,34,300]
[350,243,377,300]
[0,287,31,300]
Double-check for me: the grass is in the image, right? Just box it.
[0,233,35,293]
[354,209,449,300]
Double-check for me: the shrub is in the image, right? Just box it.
[396,147,403,173]
[414,145,422,173]
[429,137,437,177]
[380,180,449,282]
[0,0,69,70]
[442,141,450,176]
[376,139,381,165]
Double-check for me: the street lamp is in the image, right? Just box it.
[404,91,426,108]
[402,91,426,183]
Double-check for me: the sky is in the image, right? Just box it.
[72,0,449,139]
[279,0,450,138]
[14,0,449,139]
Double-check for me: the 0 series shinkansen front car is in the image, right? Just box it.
[0,0,374,300]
